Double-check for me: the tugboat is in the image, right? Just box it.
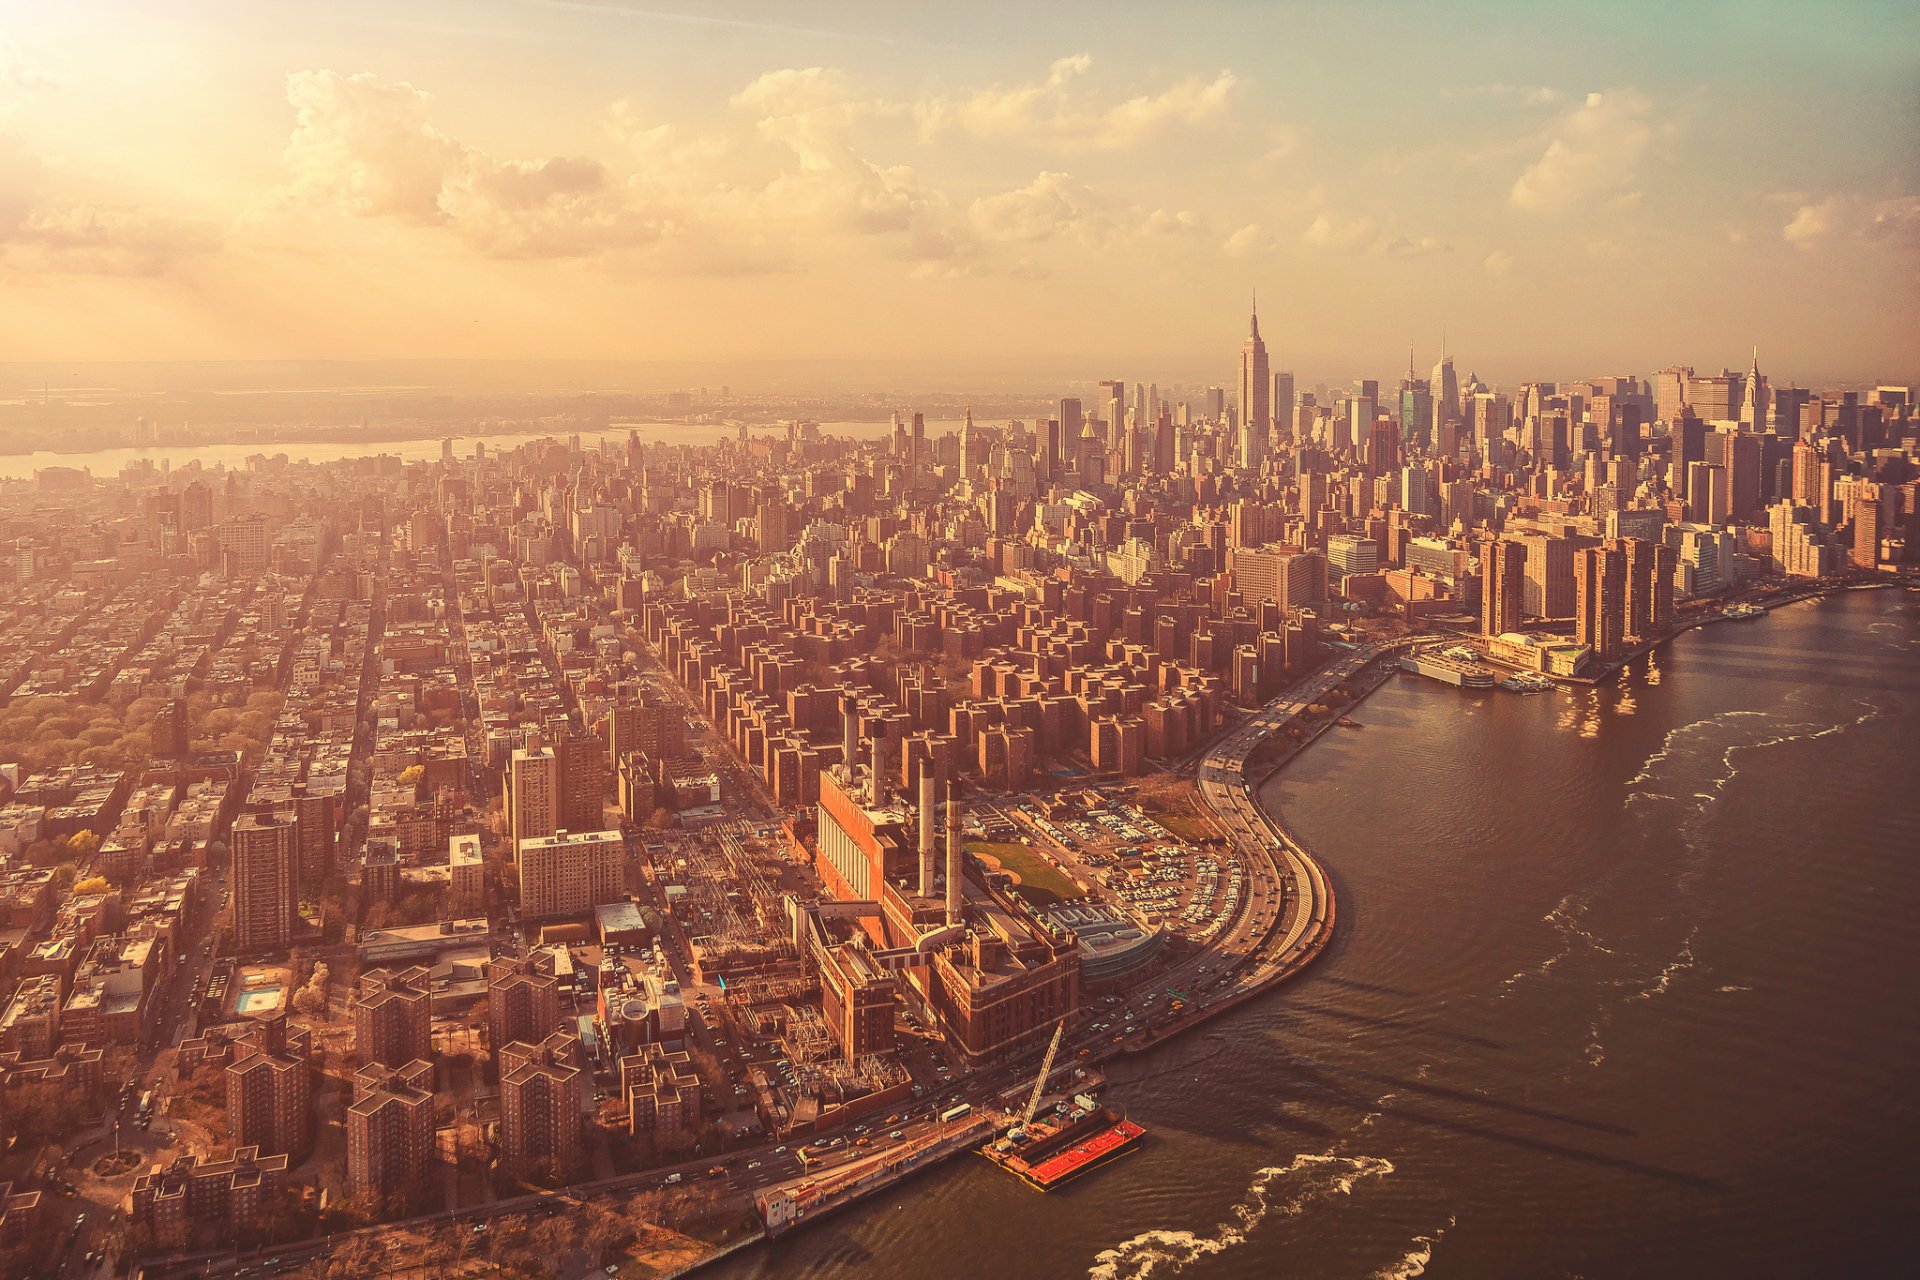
[980,1022,1146,1191]
[1725,602,1765,620]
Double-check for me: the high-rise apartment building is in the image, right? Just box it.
[1481,539,1527,637]
[352,967,432,1069]
[232,812,297,954]
[516,828,625,920]
[1518,534,1575,619]
[507,746,558,851]
[487,953,561,1053]
[1620,537,1675,644]
[346,1059,435,1213]
[1575,543,1628,664]
[225,1016,313,1162]
[1228,545,1327,612]
[499,1033,587,1184]
[555,731,605,833]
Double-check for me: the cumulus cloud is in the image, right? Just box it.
[1222,223,1270,258]
[1782,192,1920,248]
[1510,89,1654,212]
[968,171,1097,243]
[1484,249,1515,276]
[271,70,659,257]
[916,54,1237,152]
[1299,207,1451,259]
[1301,211,1378,251]
[1141,208,1201,237]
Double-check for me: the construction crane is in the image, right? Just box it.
[1021,1020,1068,1127]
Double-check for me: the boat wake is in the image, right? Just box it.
[1626,702,1882,888]
[1498,894,1612,996]
[1632,926,1700,1002]
[1373,1215,1456,1280]
[1086,1152,1395,1280]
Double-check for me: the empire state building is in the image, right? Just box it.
[1238,292,1269,471]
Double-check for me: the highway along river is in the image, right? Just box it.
[711,586,1920,1280]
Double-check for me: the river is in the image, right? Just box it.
[0,419,910,483]
[711,586,1920,1279]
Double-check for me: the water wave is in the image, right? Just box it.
[1626,702,1882,889]
[1087,1153,1395,1280]
[1373,1215,1456,1280]
[1633,925,1700,1002]
[1499,894,1612,996]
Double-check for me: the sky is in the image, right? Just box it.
[0,0,1916,385]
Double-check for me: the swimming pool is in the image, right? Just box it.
[235,987,284,1013]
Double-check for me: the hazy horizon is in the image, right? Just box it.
[2,1,1916,382]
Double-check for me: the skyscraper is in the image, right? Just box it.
[1575,543,1628,664]
[1430,350,1460,438]
[1272,370,1295,441]
[1238,292,1270,471]
[957,407,982,483]
[1481,539,1526,637]
[1740,347,1767,428]
[1620,537,1675,643]
[1349,379,1380,455]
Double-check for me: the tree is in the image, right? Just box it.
[73,874,112,895]
[293,962,331,1016]
[66,829,102,857]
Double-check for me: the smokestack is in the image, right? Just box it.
[917,767,937,898]
[945,778,964,927]
[841,703,859,785]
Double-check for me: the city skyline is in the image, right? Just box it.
[1,1,1916,380]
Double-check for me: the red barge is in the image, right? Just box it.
[980,1096,1146,1190]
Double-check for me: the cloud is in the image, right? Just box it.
[916,55,1237,152]
[1509,89,1654,212]
[5,203,219,275]
[1301,211,1378,251]
[1380,234,1453,259]
[1141,208,1201,237]
[1782,192,1920,249]
[271,69,659,257]
[1484,249,1515,276]
[0,36,59,91]
[1452,83,1563,106]
[0,135,216,275]
[1222,223,1269,258]
[1299,207,1451,259]
[731,66,901,171]
[968,171,1096,243]
[1248,122,1309,174]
